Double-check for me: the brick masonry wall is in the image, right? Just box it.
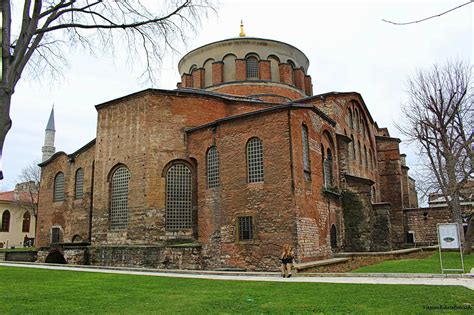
[209,82,306,101]
[376,137,405,247]
[290,109,343,262]
[37,144,95,247]
[187,109,296,271]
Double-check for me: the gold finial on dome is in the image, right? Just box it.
[239,20,246,37]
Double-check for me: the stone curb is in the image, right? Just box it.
[1,261,472,279]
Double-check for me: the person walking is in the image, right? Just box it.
[280,244,294,278]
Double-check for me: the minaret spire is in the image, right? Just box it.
[42,106,56,162]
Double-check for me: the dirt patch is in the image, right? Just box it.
[298,250,434,273]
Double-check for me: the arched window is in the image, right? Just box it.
[75,168,84,199]
[351,135,356,160]
[302,124,311,181]
[207,147,220,188]
[364,146,368,169]
[268,55,280,82]
[1,210,10,232]
[53,172,65,202]
[246,56,259,79]
[247,138,264,183]
[348,109,354,129]
[51,227,61,243]
[166,163,192,229]
[330,224,337,249]
[110,166,130,230]
[22,212,31,233]
[358,141,362,164]
[323,148,333,188]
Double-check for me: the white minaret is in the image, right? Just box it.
[42,107,56,162]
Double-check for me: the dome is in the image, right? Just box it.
[177,37,313,102]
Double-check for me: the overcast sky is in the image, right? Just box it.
[1,0,472,192]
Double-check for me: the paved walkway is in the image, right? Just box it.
[1,262,473,290]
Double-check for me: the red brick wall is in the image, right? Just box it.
[258,60,271,80]
[187,109,296,269]
[235,59,246,81]
[279,63,293,85]
[289,109,343,261]
[293,68,305,92]
[212,62,223,85]
[210,84,305,101]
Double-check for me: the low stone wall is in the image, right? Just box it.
[3,250,37,262]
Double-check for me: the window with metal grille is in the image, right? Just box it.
[53,172,65,202]
[238,216,253,241]
[323,150,333,188]
[246,57,259,79]
[247,138,264,183]
[51,227,60,243]
[302,125,311,181]
[75,168,84,199]
[166,163,192,229]
[22,212,31,233]
[1,210,10,232]
[110,166,130,230]
[207,147,220,188]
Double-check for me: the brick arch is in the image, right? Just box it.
[107,163,130,183]
[203,58,215,87]
[222,53,237,82]
[244,52,261,60]
[162,159,198,235]
[266,54,280,63]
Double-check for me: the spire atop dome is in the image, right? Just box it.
[46,106,55,131]
[239,20,246,37]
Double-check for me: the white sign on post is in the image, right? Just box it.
[437,223,464,273]
[438,224,460,249]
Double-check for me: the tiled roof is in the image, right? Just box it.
[0,191,38,203]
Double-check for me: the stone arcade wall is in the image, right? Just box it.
[37,244,203,270]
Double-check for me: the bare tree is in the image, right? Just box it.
[15,160,41,215]
[398,60,473,254]
[383,1,473,25]
[0,0,214,173]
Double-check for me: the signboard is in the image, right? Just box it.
[437,223,464,273]
[438,223,460,249]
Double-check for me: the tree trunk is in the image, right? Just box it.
[0,88,13,163]
[463,214,473,255]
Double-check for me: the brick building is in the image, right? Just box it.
[36,32,418,270]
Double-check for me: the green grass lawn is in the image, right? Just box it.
[0,266,473,314]
[352,251,474,274]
